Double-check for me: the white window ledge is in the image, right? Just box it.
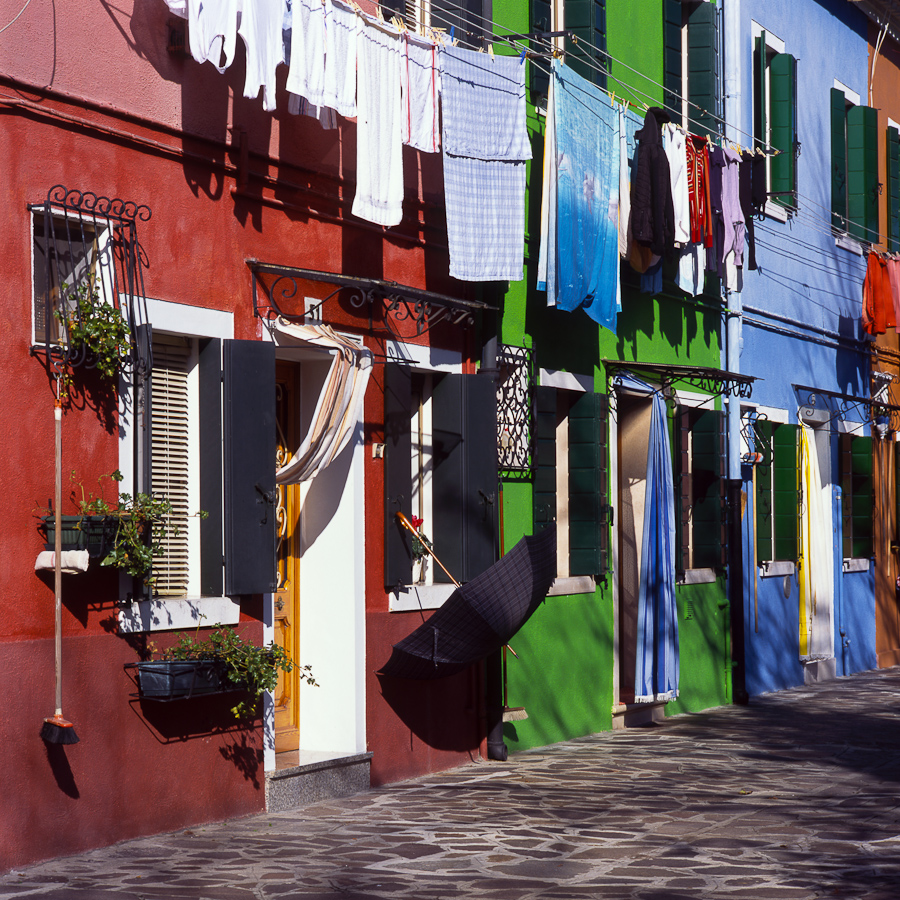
[760,560,795,577]
[390,583,456,612]
[843,557,870,574]
[834,233,864,255]
[764,202,789,223]
[118,595,240,633]
[677,568,717,586]
[547,575,597,596]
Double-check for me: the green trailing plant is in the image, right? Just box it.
[55,283,132,381]
[161,623,318,719]
[64,469,206,586]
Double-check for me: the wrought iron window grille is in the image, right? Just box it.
[29,185,153,382]
[249,261,491,339]
[495,344,533,473]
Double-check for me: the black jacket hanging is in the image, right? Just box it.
[631,106,676,257]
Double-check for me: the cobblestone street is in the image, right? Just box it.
[4,668,900,899]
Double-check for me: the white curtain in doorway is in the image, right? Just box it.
[798,423,834,661]
[272,319,373,485]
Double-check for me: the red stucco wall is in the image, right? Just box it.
[1,0,483,870]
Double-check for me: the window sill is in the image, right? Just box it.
[759,560,795,577]
[389,582,455,612]
[547,575,597,596]
[764,201,790,223]
[842,557,870,573]
[834,233,864,255]
[676,568,717,586]
[118,595,241,633]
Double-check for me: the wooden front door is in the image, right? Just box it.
[274,362,301,752]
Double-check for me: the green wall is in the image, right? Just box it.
[491,0,729,754]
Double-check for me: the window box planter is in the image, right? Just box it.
[128,659,243,701]
[42,514,115,559]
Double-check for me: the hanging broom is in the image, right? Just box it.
[41,392,79,745]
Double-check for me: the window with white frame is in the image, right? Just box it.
[533,376,609,587]
[32,208,114,346]
[664,0,719,134]
[380,0,492,48]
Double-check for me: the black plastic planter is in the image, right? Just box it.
[42,515,115,558]
[130,660,240,701]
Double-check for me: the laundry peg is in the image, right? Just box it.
[488,43,495,60]
[375,4,385,22]
[519,47,527,64]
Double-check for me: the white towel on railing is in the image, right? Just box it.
[352,19,403,227]
[35,551,90,575]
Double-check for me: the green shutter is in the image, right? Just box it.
[533,386,557,533]
[773,424,798,561]
[832,88,848,231]
[755,420,774,564]
[663,0,683,121]
[674,408,691,574]
[847,105,879,243]
[568,391,608,577]
[687,0,717,135]
[530,0,551,99]
[565,0,606,88]
[754,34,767,153]
[769,53,797,208]
[690,409,724,571]
[887,127,900,252]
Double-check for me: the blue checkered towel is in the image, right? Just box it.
[439,46,531,281]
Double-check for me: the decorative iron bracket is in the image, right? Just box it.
[248,261,491,337]
[604,360,756,401]
[794,382,900,434]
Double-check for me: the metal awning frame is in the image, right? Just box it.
[604,360,756,413]
[248,261,490,337]
[794,382,900,433]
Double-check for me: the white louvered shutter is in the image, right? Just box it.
[151,338,190,596]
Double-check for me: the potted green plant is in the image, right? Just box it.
[40,469,200,586]
[55,283,132,382]
[130,624,317,719]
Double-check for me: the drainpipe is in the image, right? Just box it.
[723,0,749,704]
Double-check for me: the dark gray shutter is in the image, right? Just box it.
[831,88,848,231]
[384,364,413,589]
[431,0,490,48]
[754,34,767,153]
[687,0,717,135]
[432,373,498,584]
[532,386,557,534]
[198,338,224,597]
[223,340,276,595]
[568,391,608,577]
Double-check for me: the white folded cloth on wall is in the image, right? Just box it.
[35,551,90,575]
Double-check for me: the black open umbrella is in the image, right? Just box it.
[380,524,557,680]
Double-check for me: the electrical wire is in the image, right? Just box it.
[0,0,34,35]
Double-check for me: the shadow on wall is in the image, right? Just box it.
[376,669,481,753]
[44,742,80,799]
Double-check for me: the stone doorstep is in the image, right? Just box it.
[611,701,667,730]
[265,751,373,813]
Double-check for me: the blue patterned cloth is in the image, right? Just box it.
[439,46,530,282]
[541,61,620,331]
[615,372,679,704]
